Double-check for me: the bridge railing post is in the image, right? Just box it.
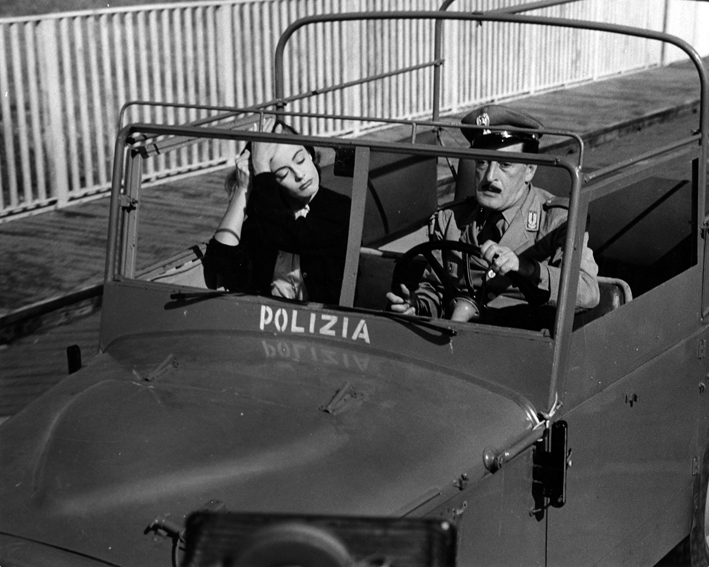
[216,4,237,161]
[38,19,70,208]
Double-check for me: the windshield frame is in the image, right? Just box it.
[107,119,586,413]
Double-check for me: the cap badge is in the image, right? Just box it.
[476,113,490,127]
[526,210,539,231]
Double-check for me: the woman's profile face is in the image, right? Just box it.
[269,144,320,205]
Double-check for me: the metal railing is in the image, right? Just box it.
[1,0,706,220]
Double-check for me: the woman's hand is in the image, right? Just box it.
[251,117,282,175]
[234,149,252,197]
[225,149,253,201]
[215,149,255,246]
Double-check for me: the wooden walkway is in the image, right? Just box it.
[0,170,227,315]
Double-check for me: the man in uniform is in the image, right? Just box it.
[387,104,600,323]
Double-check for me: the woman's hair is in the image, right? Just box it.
[242,119,317,161]
[274,120,317,161]
[224,119,319,196]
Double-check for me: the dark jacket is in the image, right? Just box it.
[204,173,351,305]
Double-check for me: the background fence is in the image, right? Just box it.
[1,0,708,220]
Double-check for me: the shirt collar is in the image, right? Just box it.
[294,204,310,219]
[499,185,530,228]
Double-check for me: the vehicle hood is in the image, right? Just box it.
[0,331,534,566]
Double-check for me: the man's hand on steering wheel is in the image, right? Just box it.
[386,284,417,316]
[480,240,536,279]
[388,240,484,319]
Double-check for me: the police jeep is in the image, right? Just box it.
[0,8,708,567]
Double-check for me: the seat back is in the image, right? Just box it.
[586,176,695,296]
[320,130,439,248]
[573,276,632,328]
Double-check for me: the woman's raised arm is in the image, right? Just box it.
[214,150,252,246]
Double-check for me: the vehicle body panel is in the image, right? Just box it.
[564,266,702,406]
[99,281,554,412]
[0,534,115,567]
[430,451,546,567]
[549,327,705,566]
[0,297,535,565]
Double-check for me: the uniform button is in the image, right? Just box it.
[303,272,308,278]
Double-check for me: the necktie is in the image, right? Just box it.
[477,211,503,245]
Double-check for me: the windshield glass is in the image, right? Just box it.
[121,119,590,338]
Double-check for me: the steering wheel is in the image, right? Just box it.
[391,240,485,318]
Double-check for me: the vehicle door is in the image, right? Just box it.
[545,139,707,566]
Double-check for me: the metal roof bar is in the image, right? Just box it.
[274,11,707,147]
[434,0,585,120]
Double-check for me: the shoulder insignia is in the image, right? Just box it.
[526,210,539,231]
[542,197,570,210]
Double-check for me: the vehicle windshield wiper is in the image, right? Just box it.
[380,311,457,337]
[333,303,457,338]
[166,289,245,308]
[170,289,236,300]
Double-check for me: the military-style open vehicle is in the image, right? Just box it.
[1,6,708,567]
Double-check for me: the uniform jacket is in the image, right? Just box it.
[416,183,600,318]
[204,173,351,305]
